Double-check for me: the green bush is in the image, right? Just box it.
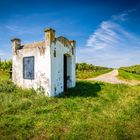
[0,59,12,71]
[0,80,17,93]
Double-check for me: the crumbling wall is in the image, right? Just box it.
[12,46,51,96]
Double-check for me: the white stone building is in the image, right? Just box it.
[11,28,76,96]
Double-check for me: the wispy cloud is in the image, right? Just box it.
[86,9,139,51]
[86,21,122,50]
[5,25,43,37]
[86,20,140,50]
[112,9,136,21]
[78,9,140,68]
[0,50,5,57]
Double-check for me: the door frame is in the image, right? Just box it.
[64,54,67,91]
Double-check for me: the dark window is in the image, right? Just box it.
[23,56,34,80]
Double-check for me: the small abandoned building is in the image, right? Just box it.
[11,28,76,96]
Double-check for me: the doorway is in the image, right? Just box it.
[64,55,67,91]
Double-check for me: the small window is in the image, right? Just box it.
[23,56,34,80]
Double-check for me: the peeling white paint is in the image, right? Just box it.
[12,28,76,96]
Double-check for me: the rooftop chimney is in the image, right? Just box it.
[44,28,55,46]
[11,38,21,54]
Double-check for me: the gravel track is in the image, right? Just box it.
[87,69,140,85]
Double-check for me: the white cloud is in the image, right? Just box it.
[86,21,122,50]
[112,13,128,21]
[112,9,136,22]
[77,10,140,68]
[86,20,140,51]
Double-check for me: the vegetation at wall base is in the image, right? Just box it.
[0,71,10,81]
[76,63,113,79]
[0,71,140,139]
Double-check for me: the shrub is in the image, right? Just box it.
[0,59,12,71]
[0,80,17,93]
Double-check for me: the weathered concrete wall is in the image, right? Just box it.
[12,45,51,96]
[50,40,76,96]
[12,28,76,96]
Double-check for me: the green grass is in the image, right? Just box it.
[0,72,140,139]
[0,71,10,81]
[120,64,140,74]
[118,69,140,81]
[76,69,112,79]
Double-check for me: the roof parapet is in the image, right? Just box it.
[11,38,21,42]
[44,28,55,33]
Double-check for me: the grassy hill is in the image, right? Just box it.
[119,64,140,74]
[76,63,112,79]
[0,71,140,139]
[119,65,140,81]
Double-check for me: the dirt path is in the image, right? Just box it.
[87,69,139,85]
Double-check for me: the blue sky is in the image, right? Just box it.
[0,0,140,68]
